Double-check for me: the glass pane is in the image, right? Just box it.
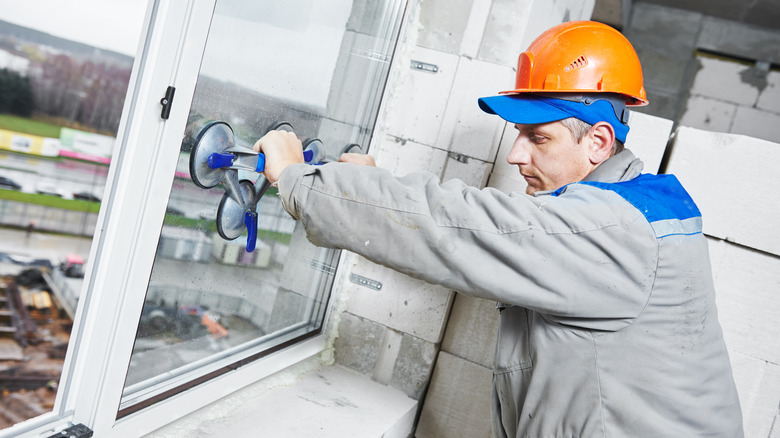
[0,2,145,431]
[121,0,406,411]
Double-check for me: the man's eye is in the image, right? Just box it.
[530,135,546,144]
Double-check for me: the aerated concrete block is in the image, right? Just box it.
[486,120,527,195]
[690,56,760,107]
[390,333,438,400]
[385,46,459,146]
[635,92,680,122]
[436,57,513,162]
[441,293,499,368]
[441,155,492,188]
[488,121,521,183]
[334,312,386,376]
[726,349,780,438]
[417,0,474,55]
[665,127,780,256]
[625,3,702,60]
[415,351,493,438]
[756,70,780,113]
[459,0,493,58]
[334,311,438,400]
[698,16,780,65]
[343,256,454,343]
[479,0,533,66]
[679,95,738,135]
[479,0,593,66]
[635,47,691,94]
[708,238,780,366]
[374,134,448,178]
[624,111,673,174]
[731,105,780,144]
[591,0,625,29]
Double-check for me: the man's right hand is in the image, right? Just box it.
[253,130,304,184]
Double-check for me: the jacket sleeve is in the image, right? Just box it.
[277,162,658,331]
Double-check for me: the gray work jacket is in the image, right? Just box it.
[278,149,743,437]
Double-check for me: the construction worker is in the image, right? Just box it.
[254,21,743,437]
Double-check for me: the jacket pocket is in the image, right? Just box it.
[494,305,533,374]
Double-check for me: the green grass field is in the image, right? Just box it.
[0,188,101,213]
[0,114,63,138]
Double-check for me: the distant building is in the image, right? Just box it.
[0,48,29,74]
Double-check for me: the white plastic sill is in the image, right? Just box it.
[145,363,418,438]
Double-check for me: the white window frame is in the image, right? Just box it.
[0,1,335,436]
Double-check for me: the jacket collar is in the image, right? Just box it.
[582,149,644,184]
[533,149,644,196]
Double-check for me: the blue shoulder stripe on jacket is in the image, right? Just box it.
[552,174,703,238]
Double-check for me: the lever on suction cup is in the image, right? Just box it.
[244,211,258,253]
[208,149,267,173]
[208,152,234,169]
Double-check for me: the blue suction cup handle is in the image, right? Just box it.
[255,153,265,172]
[244,211,258,252]
[303,149,314,163]
[208,152,234,169]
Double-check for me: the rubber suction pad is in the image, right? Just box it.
[216,179,255,240]
[341,143,363,155]
[190,121,235,189]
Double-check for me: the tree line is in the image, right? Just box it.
[0,68,34,116]
[30,54,132,135]
[0,51,132,135]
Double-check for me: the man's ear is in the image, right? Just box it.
[588,122,615,165]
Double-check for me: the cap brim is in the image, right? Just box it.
[478,94,630,143]
[478,95,572,125]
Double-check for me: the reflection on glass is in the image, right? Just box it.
[0,2,144,431]
[121,0,405,412]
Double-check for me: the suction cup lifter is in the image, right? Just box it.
[189,121,363,253]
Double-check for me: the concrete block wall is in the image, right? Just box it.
[624,2,780,144]
[341,1,598,436]
[665,127,780,437]
[682,55,780,144]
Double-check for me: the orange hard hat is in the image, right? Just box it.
[501,21,648,106]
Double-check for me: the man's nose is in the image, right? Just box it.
[507,137,531,165]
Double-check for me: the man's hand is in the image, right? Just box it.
[338,153,376,167]
[253,130,304,183]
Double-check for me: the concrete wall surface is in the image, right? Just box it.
[405,1,599,436]
[666,127,780,437]
[624,2,780,144]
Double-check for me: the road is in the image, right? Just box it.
[0,150,242,221]
[0,150,108,200]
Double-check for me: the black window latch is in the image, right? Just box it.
[46,423,93,438]
[160,86,176,120]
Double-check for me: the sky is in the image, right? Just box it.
[0,0,148,56]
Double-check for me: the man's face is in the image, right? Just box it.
[507,121,595,195]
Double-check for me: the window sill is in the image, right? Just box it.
[146,362,418,437]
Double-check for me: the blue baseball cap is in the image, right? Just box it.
[478,94,630,143]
